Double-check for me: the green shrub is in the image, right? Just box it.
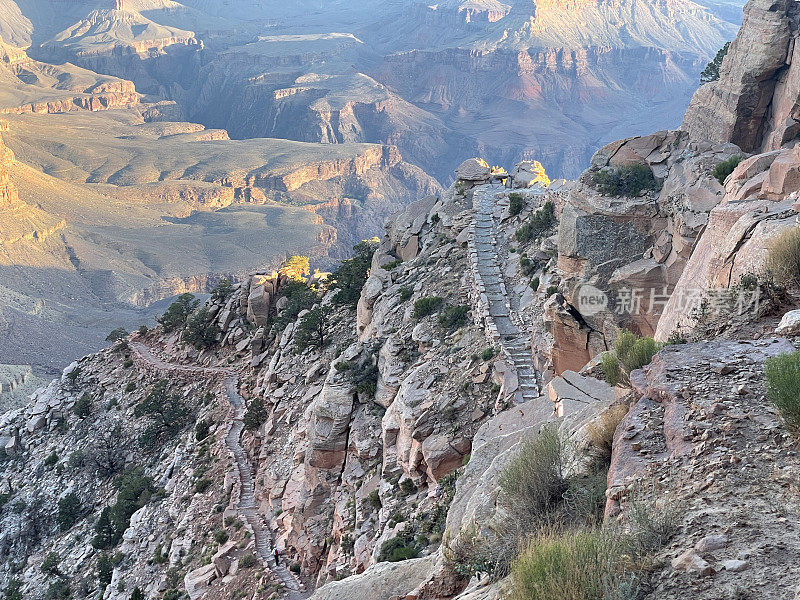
[3,579,22,600]
[546,285,558,297]
[712,154,742,185]
[399,286,413,301]
[123,358,134,368]
[413,296,444,319]
[379,537,420,562]
[700,41,730,83]
[766,227,800,287]
[290,562,302,574]
[399,479,416,496]
[211,278,233,302]
[93,467,155,549]
[135,379,191,447]
[294,306,330,352]
[195,419,210,441]
[530,277,540,290]
[439,304,470,329]
[332,239,378,307]
[124,382,136,393]
[243,398,268,431]
[183,306,219,349]
[66,367,81,386]
[600,352,622,387]
[520,255,540,277]
[592,164,658,197]
[510,529,625,600]
[214,530,229,544]
[480,347,496,361]
[57,493,82,531]
[367,489,381,510]
[106,327,128,343]
[41,552,60,574]
[68,451,85,469]
[272,280,317,334]
[130,588,145,600]
[382,259,403,271]
[499,426,568,530]
[45,580,70,600]
[765,350,800,431]
[137,325,148,335]
[509,192,525,216]
[73,393,91,418]
[239,554,256,568]
[516,201,556,243]
[157,293,199,333]
[97,553,113,591]
[44,451,58,467]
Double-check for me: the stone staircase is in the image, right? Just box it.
[129,342,305,597]
[467,184,541,402]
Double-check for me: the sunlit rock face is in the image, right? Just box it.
[683,0,800,153]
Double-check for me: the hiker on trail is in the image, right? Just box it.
[273,547,280,565]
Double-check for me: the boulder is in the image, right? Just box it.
[671,548,714,576]
[212,541,237,577]
[776,309,800,335]
[455,158,491,182]
[511,160,550,188]
[246,282,271,327]
[307,556,437,600]
[695,533,728,552]
[184,563,217,599]
[762,146,800,199]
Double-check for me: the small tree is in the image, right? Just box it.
[130,588,145,600]
[332,239,378,307]
[135,380,190,446]
[105,327,128,343]
[294,306,330,352]
[283,256,311,281]
[41,552,60,575]
[157,293,199,333]
[66,367,82,387]
[57,493,82,531]
[211,278,232,302]
[700,41,730,83]
[509,192,525,216]
[183,306,219,349]
[73,393,91,418]
[243,398,268,431]
[97,553,113,592]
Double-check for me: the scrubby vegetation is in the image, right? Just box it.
[56,493,82,531]
[331,239,378,307]
[509,192,525,216]
[379,534,421,562]
[294,306,331,352]
[700,41,730,83]
[243,398,268,431]
[516,201,556,243]
[183,306,219,349]
[765,350,800,432]
[413,296,444,319]
[93,468,156,549]
[135,379,192,448]
[105,327,128,343]
[211,278,232,302]
[158,293,199,333]
[592,164,659,197]
[766,227,800,287]
[439,304,470,329]
[601,330,662,386]
[713,154,742,184]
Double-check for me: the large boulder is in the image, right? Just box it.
[455,158,491,182]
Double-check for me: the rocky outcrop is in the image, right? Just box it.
[682,0,800,153]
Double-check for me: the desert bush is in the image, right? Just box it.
[294,306,330,352]
[105,327,128,343]
[283,255,311,281]
[45,580,70,600]
[382,259,403,271]
[332,239,378,307]
[623,483,680,561]
[592,164,658,197]
[700,41,730,83]
[516,201,556,243]
[481,347,496,361]
[158,293,199,333]
[211,278,232,302]
[439,304,470,329]
[600,352,622,387]
[367,489,381,510]
[510,528,625,600]
[44,451,58,467]
[602,330,662,386]
[586,404,629,458]
[509,192,525,216]
[73,393,91,418]
[272,280,317,333]
[41,552,60,574]
[379,536,420,562]
[499,426,568,531]
[713,154,742,184]
[413,296,444,319]
[214,530,229,544]
[239,554,256,568]
[183,306,219,349]
[243,398,268,431]
[57,493,82,531]
[97,553,113,591]
[765,350,800,431]
[93,467,155,549]
[135,379,191,447]
[195,419,210,441]
[766,227,800,288]
[399,286,413,301]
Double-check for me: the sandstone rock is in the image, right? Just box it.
[695,533,728,552]
[762,146,800,199]
[776,309,800,335]
[511,160,550,188]
[671,548,714,576]
[246,282,271,327]
[722,559,749,572]
[455,158,491,182]
[212,541,237,577]
[307,556,436,600]
[184,563,217,599]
